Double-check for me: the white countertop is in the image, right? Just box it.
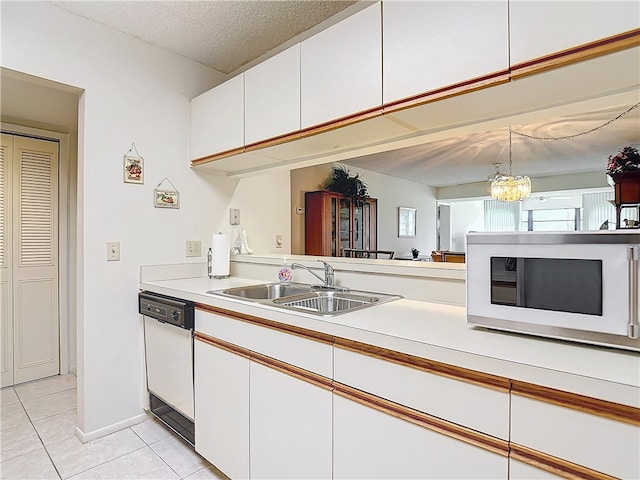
[140,272,640,408]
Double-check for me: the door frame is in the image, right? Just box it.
[1,122,71,377]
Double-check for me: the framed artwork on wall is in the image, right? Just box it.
[124,155,144,184]
[398,207,416,237]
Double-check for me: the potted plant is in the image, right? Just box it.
[411,248,420,259]
[607,145,640,176]
[321,165,370,205]
[607,146,640,205]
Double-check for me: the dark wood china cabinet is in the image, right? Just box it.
[305,190,377,257]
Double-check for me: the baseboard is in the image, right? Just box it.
[75,412,148,443]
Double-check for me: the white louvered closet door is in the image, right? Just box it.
[1,134,14,387]
[3,134,60,386]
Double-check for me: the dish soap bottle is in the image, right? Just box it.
[278,257,292,285]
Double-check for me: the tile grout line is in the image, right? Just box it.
[131,427,183,479]
[10,384,63,480]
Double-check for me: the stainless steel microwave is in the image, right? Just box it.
[466,232,640,351]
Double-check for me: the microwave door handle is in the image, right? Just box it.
[628,246,639,339]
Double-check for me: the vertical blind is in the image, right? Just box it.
[484,199,521,232]
[582,191,615,230]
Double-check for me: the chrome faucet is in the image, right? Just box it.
[290,260,339,288]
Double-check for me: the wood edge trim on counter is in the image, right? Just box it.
[382,70,510,115]
[195,304,334,345]
[334,338,510,393]
[195,331,333,391]
[510,28,640,79]
[334,382,509,457]
[190,146,245,167]
[511,380,640,426]
[510,443,618,480]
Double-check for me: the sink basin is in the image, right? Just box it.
[208,282,314,301]
[273,291,382,315]
[207,282,401,316]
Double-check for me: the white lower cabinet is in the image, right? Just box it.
[333,394,508,479]
[511,395,640,479]
[194,339,249,479]
[249,361,332,479]
[508,459,562,480]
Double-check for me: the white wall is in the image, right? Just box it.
[1,2,226,437]
[361,167,437,258]
[449,201,484,252]
[222,171,292,255]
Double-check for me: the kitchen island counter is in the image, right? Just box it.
[140,264,639,408]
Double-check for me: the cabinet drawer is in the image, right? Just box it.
[511,395,640,479]
[334,346,509,439]
[195,308,332,378]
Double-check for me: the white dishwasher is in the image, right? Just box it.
[139,291,195,445]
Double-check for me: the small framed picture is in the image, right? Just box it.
[124,155,144,184]
[154,189,179,209]
[398,207,417,237]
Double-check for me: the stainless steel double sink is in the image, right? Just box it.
[207,282,401,317]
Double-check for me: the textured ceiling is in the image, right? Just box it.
[52,0,357,74]
[344,103,640,188]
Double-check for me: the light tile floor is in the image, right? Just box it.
[0,374,227,479]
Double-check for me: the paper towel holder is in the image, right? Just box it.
[207,247,230,279]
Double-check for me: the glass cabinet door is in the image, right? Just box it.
[339,198,352,255]
[330,196,337,257]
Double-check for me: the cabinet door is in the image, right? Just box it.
[383,1,508,104]
[194,339,249,479]
[244,44,300,145]
[510,1,640,66]
[509,459,562,480]
[250,361,332,479]
[190,74,244,160]
[333,394,508,479]
[301,3,382,128]
[511,395,640,479]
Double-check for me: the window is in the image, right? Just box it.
[521,208,580,231]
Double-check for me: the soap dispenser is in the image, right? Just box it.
[278,256,292,285]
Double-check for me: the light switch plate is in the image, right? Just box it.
[275,234,283,248]
[107,242,120,261]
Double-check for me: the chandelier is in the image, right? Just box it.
[491,127,531,202]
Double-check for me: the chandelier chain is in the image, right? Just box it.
[511,102,640,141]
[508,126,513,176]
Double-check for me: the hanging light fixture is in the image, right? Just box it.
[491,127,531,202]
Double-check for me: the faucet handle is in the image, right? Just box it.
[317,260,335,286]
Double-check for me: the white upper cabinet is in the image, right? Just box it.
[510,1,640,66]
[301,3,382,129]
[383,1,509,105]
[190,74,244,160]
[244,44,301,145]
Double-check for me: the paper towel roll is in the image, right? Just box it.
[211,233,230,277]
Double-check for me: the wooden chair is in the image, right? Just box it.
[443,251,466,263]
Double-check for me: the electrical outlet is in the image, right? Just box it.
[107,242,120,261]
[275,234,283,248]
[230,208,240,225]
[186,240,201,257]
